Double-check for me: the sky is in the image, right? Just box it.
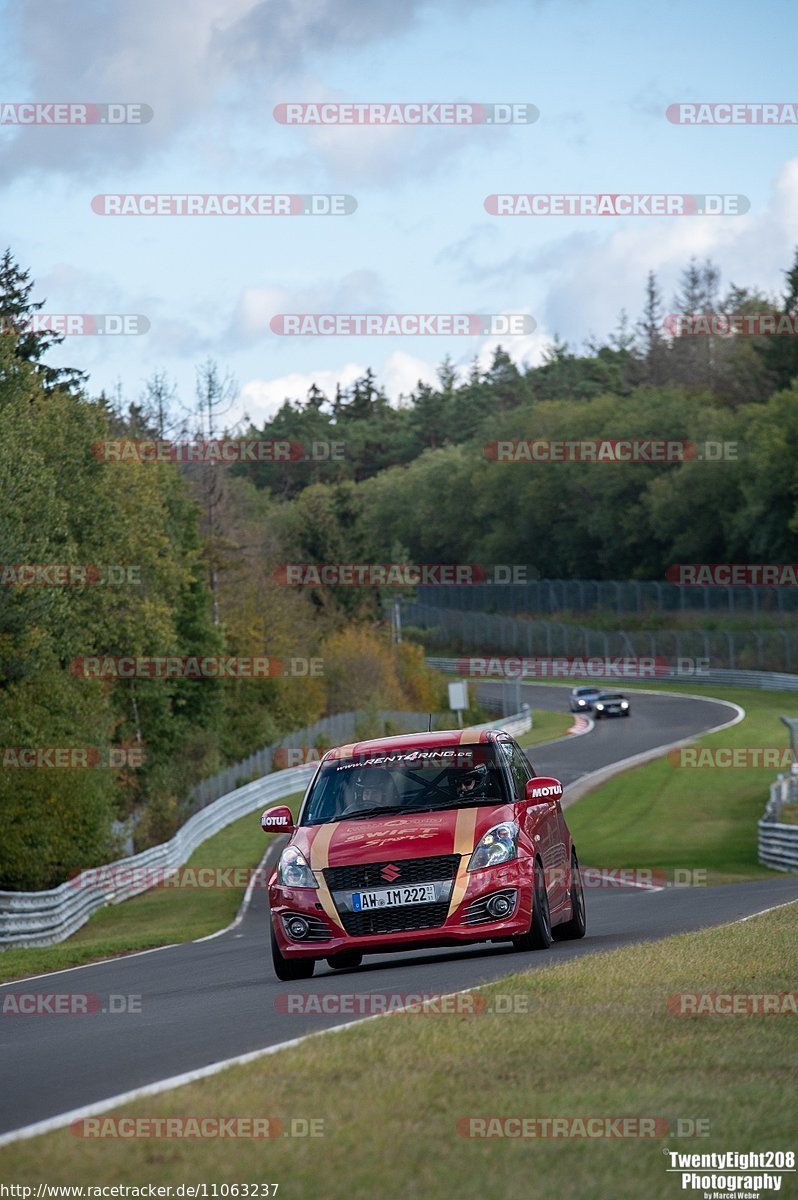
[1,0,797,430]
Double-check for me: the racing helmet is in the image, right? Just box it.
[351,767,396,810]
[455,762,489,799]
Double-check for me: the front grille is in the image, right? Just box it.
[281,912,333,942]
[463,889,518,925]
[341,901,451,937]
[324,854,459,892]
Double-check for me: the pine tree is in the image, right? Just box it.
[637,270,669,384]
[0,248,86,393]
[763,246,798,393]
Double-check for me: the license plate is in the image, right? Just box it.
[352,884,436,911]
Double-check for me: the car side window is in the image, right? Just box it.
[499,738,531,799]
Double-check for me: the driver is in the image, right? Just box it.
[349,767,397,813]
[454,763,489,801]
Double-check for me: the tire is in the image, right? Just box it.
[594,712,602,720]
[623,710,630,717]
[512,858,553,951]
[553,850,587,941]
[326,952,363,971]
[271,923,315,981]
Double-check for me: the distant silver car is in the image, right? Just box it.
[569,686,602,713]
[593,692,631,719]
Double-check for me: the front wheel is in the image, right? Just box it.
[553,850,587,941]
[512,858,553,951]
[271,924,315,981]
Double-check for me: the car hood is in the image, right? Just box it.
[291,803,516,868]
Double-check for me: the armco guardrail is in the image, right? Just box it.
[759,774,798,872]
[189,710,436,810]
[0,709,530,950]
[0,764,316,950]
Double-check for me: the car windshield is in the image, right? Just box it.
[597,693,625,701]
[574,688,599,696]
[300,744,510,825]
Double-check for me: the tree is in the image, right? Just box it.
[0,248,86,393]
[637,271,669,384]
[762,246,798,393]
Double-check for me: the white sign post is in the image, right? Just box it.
[448,681,469,729]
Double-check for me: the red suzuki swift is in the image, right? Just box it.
[261,728,586,980]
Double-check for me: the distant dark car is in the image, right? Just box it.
[593,692,631,719]
[569,686,602,713]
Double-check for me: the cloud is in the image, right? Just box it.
[436,160,798,345]
[228,270,388,345]
[0,0,459,180]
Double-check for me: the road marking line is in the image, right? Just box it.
[1,892,796,1148]
[0,840,285,986]
[193,838,283,942]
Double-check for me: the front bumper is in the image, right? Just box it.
[269,858,534,958]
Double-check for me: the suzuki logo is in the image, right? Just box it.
[380,863,401,882]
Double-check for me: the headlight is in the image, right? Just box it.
[467,821,519,872]
[621,700,629,709]
[278,846,318,888]
[577,699,586,706]
[595,703,604,711]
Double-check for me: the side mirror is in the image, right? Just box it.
[261,805,294,833]
[525,776,564,804]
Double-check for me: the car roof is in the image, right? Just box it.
[320,727,501,761]
[572,685,601,693]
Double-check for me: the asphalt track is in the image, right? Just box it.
[2,684,798,1141]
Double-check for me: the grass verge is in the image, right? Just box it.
[0,795,301,984]
[566,685,792,883]
[1,900,795,1198]
[516,708,574,748]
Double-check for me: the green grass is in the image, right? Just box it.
[0,795,301,984]
[2,900,795,1198]
[516,708,574,748]
[567,685,791,883]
